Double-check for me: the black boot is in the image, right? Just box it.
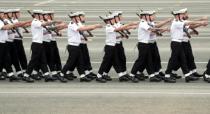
[171,73,182,79]
[2,72,8,78]
[17,73,24,78]
[164,77,176,83]
[135,73,146,81]
[22,76,34,83]
[44,75,55,82]
[0,73,6,80]
[192,72,203,77]
[149,76,162,82]
[57,76,68,83]
[69,73,77,79]
[86,74,96,80]
[119,75,129,82]
[64,74,74,80]
[31,74,42,80]
[206,78,210,83]
[9,75,20,82]
[80,76,92,82]
[96,77,107,83]
[159,72,165,77]
[89,72,97,78]
[129,76,139,83]
[102,75,112,81]
[156,74,165,80]
[185,75,199,83]
[203,71,207,81]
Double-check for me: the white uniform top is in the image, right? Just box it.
[77,22,87,44]
[114,22,122,44]
[0,20,8,43]
[67,21,81,46]
[43,20,52,43]
[13,19,23,40]
[31,19,44,43]
[105,24,116,46]
[182,20,190,42]
[170,19,185,42]
[149,21,157,43]
[138,19,151,43]
[4,19,14,42]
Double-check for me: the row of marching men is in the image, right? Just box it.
[0,8,210,83]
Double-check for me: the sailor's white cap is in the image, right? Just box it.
[32,10,44,14]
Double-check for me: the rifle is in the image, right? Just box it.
[6,13,23,39]
[44,14,62,36]
[68,14,88,41]
[27,10,52,34]
[99,16,126,38]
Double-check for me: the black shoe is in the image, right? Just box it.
[203,71,207,81]
[2,72,8,78]
[171,73,182,79]
[37,72,44,79]
[96,77,107,83]
[135,74,146,81]
[102,75,112,81]
[0,75,6,80]
[185,75,199,83]
[9,75,20,82]
[159,72,165,77]
[31,74,42,80]
[64,74,74,80]
[192,72,203,77]
[57,76,68,83]
[69,73,77,79]
[149,76,162,82]
[155,74,164,80]
[80,76,92,82]
[164,77,176,83]
[44,75,55,82]
[22,76,34,83]
[17,73,24,78]
[129,76,139,83]
[89,72,97,78]
[119,76,129,82]
[86,74,96,80]
[206,78,210,83]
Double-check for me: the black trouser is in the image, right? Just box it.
[6,42,22,72]
[131,42,154,75]
[138,42,162,73]
[14,39,27,71]
[172,41,197,71]
[165,41,189,75]
[80,43,93,71]
[0,43,13,73]
[206,59,210,75]
[98,45,121,75]
[26,42,49,75]
[61,45,85,75]
[43,41,54,72]
[105,42,127,74]
[50,41,62,71]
